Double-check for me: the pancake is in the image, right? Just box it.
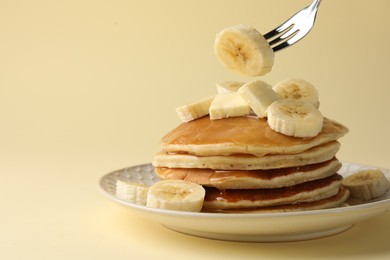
[155,157,341,189]
[202,174,343,210]
[160,116,348,157]
[153,141,340,170]
[203,187,350,213]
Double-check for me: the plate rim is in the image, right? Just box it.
[97,161,390,219]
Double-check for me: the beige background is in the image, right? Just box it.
[1,0,390,259]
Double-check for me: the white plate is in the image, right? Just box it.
[98,162,390,242]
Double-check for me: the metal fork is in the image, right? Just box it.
[264,0,322,52]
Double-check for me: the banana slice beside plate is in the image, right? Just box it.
[116,177,149,206]
[117,177,206,212]
[147,180,206,212]
[343,169,390,201]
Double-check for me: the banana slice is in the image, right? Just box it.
[146,180,206,212]
[216,81,245,93]
[238,79,280,118]
[273,78,320,109]
[209,92,250,120]
[214,24,274,77]
[267,99,324,137]
[116,177,149,206]
[342,169,390,201]
[176,96,214,122]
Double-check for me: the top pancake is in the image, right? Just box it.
[160,116,348,156]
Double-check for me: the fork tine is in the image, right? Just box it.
[271,33,302,52]
[263,29,279,40]
[271,28,312,52]
[263,22,293,40]
[265,0,322,52]
[286,28,312,45]
[267,26,297,46]
[264,6,306,40]
[272,41,290,52]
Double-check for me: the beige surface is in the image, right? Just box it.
[1,0,390,259]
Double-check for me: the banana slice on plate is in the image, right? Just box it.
[147,180,206,212]
[273,78,320,109]
[116,177,149,206]
[342,169,390,201]
[267,99,324,138]
[214,24,274,77]
[176,96,215,122]
[238,79,280,118]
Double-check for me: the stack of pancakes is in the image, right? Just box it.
[152,115,349,213]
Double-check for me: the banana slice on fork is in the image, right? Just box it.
[214,24,274,77]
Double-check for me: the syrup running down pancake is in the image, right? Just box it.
[202,174,343,209]
[203,187,350,213]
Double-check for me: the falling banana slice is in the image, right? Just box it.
[146,180,206,212]
[273,78,320,109]
[238,79,280,118]
[342,169,390,201]
[176,96,215,122]
[116,177,149,206]
[214,24,274,77]
[267,99,324,137]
